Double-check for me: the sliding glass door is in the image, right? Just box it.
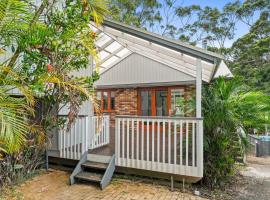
[170,89,184,116]
[140,90,152,116]
[138,87,185,117]
[156,90,168,116]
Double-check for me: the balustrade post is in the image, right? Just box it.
[85,116,89,154]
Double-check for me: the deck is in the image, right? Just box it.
[88,127,115,156]
[55,115,203,182]
[89,125,195,165]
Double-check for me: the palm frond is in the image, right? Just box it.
[0,65,35,106]
[87,0,109,25]
[0,0,31,42]
[0,94,31,154]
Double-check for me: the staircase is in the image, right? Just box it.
[70,153,115,189]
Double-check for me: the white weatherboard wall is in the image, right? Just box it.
[214,60,233,78]
[95,53,196,88]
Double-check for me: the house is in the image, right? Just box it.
[48,19,232,189]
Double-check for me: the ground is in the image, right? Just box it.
[236,155,270,200]
[3,170,205,200]
[2,154,270,200]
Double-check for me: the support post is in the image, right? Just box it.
[85,116,89,154]
[196,59,202,118]
[182,178,185,192]
[171,176,174,191]
[196,59,203,177]
[88,55,94,150]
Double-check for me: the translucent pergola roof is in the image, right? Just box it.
[90,22,232,82]
[90,24,132,72]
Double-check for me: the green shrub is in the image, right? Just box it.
[202,77,270,188]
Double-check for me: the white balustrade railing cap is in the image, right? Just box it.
[58,114,89,117]
[115,115,203,120]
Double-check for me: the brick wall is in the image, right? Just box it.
[115,88,138,116]
[106,88,138,127]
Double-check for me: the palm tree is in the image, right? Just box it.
[0,0,107,153]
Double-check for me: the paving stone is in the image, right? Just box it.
[7,170,206,200]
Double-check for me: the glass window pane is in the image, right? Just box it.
[95,33,111,47]
[170,89,184,116]
[101,56,118,68]
[116,48,131,57]
[105,41,122,53]
[99,50,110,60]
[96,91,101,100]
[156,90,168,116]
[141,91,152,116]
[103,92,108,110]
[110,91,115,110]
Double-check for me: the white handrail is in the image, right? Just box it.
[89,115,110,150]
[58,116,87,160]
[115,116,203,178]
[58,115,110,160]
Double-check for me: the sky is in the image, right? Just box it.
[159,0,257,47]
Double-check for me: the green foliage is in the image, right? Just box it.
[0,0,108,188]
[110,0,270,95]
[0,0,31,47]
[0,94,30,155]
[230,11,270,94]
[109,0,162,28]
[0,0,108,132]
[202,77,270,188]
[0,142,45,187]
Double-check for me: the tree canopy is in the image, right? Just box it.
[109,0,270,94]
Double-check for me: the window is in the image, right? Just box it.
[110,91,115,110]
[103,92,108,110]
[97,90,116,112]
[156,90,168,116]
[170,89,184,116]
[141,91,152,116]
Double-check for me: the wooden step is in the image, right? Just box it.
[75,171,102,183]
[81,161,108,170]
[87,154,111,163]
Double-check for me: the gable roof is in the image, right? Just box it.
[91,19,232,83]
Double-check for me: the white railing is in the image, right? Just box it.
[58,116,89,160]
[58,115,110,160]
[89,115,110,150]
[115,116,203,178]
